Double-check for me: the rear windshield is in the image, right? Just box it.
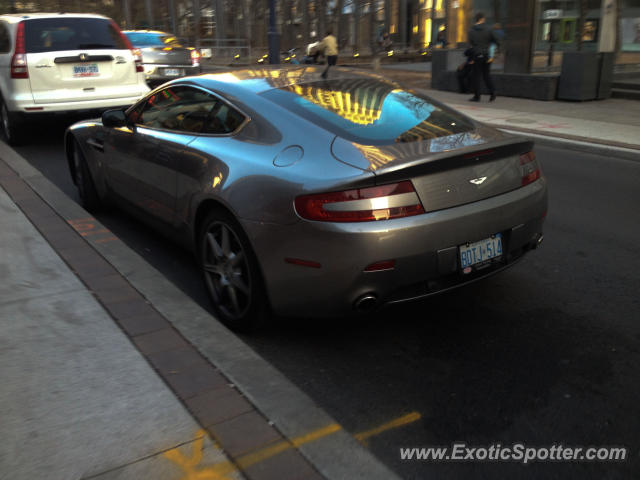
[260,79,474,145]
[24,17,127,53]
[124,32,182,48]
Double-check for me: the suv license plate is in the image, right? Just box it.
[73,63,99,77]
[459,234,503,272]
[164,68,181,76]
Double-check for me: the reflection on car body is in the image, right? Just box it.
[65,67,547,331]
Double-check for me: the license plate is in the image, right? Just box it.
[164,68,181,76]
[73,63,99,77]
[459,233,503,272]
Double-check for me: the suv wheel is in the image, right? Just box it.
[0,98,23,146]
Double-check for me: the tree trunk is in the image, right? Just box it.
[353,0,361,53]
[332,0,344,45]
[302,0,310,46]
[317,0,327,38]
[384,0,391,34]
[369,0,378,54]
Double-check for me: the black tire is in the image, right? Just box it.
[0,97,24,146]
[198,209,268,332]
[72,139,102,212]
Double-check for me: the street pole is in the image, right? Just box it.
[268,0,280,64]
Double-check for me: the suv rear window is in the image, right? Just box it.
[260,79,474,145]
[24,17,127,53]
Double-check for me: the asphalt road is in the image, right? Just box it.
[14,117,640,480]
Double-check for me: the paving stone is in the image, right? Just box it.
[103,298,158,320]
[115,310,171,337]
[186,387,254,427]
[0,160,17,178]
[132,328,190,355]
[83,274,134,294]
[243,448,318,480]
[208,411,283,458]
[0,177,35,201]
[147,346,209,374]
[62,249,118,280]
[164,362,228,399]
[93,284,142,305]
[15,196,57,220]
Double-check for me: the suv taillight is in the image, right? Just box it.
[190,49,201,67]
[295,181,425,222]
[132,48,144,72]
[11,22,28,79]
[520,151,541,187]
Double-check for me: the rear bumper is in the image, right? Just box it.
[241,178,548,318]
[6,93,147,114]
[143,64,202,83]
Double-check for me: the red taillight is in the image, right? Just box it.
[190,49,201,66]
[520,151,540,187]
[132,47,144,72]
[295,181,425,222]
[11,22,28,79]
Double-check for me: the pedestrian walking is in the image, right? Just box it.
[318,28,338,79]
[467,12,498,102]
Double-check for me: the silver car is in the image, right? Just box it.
[65,67,547,331]
[122,30,201,86]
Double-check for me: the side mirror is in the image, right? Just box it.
[102,109,128,128]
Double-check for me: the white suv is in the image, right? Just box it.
[0,13,149,144]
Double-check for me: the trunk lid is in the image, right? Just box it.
[140,47,192,66]
[27,49,140,104]
[331,126,535,212]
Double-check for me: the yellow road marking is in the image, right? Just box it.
[236,423,341,469]
[354,411,422,446]
[165,413,421,479]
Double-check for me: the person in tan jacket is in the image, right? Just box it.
[318,28,338,79]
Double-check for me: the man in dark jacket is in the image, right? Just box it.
[468,12,498,102]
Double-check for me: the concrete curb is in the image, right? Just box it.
[0,140,400,480]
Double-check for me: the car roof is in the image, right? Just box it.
[0,13,110,24]
[190,66,395,96]
[122,30,170,35]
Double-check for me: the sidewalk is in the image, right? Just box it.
[375,65,640,155]
[0,182,243,479]
[0,144,397,480]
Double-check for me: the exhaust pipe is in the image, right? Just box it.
[354,294,378,312]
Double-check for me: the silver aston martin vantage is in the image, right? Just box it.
[65,67,547,331]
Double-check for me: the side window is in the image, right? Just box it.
[129,86,218,133]
[204,101,246,134]
[0,23,10,54]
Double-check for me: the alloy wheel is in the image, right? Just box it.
[202,221,252,320]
